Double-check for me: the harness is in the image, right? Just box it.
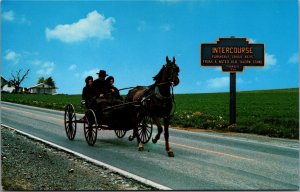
[141,81,176,118]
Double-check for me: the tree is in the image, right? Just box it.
[10,69,30,93]
[44,77,56,88]
[38,77,45,84]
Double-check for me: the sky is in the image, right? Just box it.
[1,0,299,94]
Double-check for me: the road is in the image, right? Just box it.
[1,101,299,190]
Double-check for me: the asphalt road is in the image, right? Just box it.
[1,101,299,190]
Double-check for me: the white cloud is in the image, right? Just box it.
[23,51,39,56]
[82,68,99,79]
[196,81,202,86]
[3,10,14,21]
[137,21,147,32]
[37,61,55,76]
[45,10,115,43]
[206,77,229,89]
[4,50,20,64]
[30,59,42,66]
[248,38,256,43]
[20,15,31,25]
[265,53,277,68]
[160,24,171,32]
[288,53,298,64]
[237,78,243,84]
[68,64,77,71]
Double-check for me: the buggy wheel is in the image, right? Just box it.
[114,129,126,138]
[84,109,98,146]
[137,116,153,144]
[64,104,77,140]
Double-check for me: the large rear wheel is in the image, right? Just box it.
[84,109,98,146]
[64,104,77,140]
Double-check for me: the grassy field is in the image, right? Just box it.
[1,88,299,139]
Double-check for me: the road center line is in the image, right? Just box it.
[167,141,253,161]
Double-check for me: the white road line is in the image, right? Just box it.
[1,124,172,190]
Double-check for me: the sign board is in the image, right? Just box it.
[201,37,265,72]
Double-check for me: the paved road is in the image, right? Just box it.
[1,101,299,190]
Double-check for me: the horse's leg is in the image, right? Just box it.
[164,116,174,157]
[152,116,163,143]
[133,113,144,151]
[137,131,144,151]
[128,127,137,141]
[128,103,139,142]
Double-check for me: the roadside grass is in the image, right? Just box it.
[173,88,299,139]
[1,88,298,139]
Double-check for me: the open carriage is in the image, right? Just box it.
[63,97,153,146]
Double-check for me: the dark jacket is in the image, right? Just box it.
[92,79,109,97]
[82,85,96,108]
[107,85,121,99]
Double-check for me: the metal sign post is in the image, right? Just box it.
[201,37,264,125]
[229,72,236,124]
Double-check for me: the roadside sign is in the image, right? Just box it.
[200,37,265,124]
[201,37,264,72]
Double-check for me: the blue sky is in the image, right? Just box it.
[2,0,298,94]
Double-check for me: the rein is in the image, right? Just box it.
[119,81,177,118]
[118,81,170,91]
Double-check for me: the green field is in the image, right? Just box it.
[1,88,299,139]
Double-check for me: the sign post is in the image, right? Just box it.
[201,37,264,125]
[230,72,236,124]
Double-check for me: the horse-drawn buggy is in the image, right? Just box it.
[63,56,180,157]
[64,96,153,146]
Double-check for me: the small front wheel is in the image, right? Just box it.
[64,104,77,140]
[84,109,98,146]
[137,116,153,144]
[114,129,126,138]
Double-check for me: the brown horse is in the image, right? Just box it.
[126,56,180,157]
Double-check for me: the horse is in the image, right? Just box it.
[126,56,180,157]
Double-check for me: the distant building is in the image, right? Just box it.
[28,83,57,94]
[1,76,16,93]
[1,76,8,87]
[2,84,16,93]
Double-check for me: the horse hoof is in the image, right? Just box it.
[128,135,134,141]
[138,146,144,151]
[167,151,174,157]
[152,138,157,144]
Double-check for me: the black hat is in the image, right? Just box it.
[97,70,108,77]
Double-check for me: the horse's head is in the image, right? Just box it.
[153,56,180,86]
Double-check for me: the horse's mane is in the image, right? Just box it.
[153,65,165,81]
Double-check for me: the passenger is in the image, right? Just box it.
[106,76,123,105]
[92,70,109,98]
[106,76,121,99]
[92,70,110,111]
[82,76,96,108]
